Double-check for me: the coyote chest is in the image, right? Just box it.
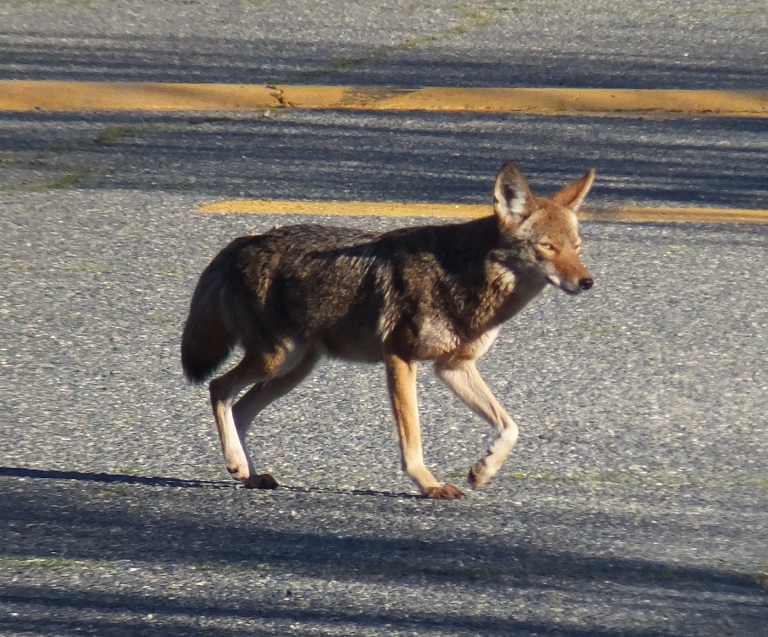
[402,270,546,361]
[411,315,501,361]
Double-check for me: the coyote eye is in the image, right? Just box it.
[538,242,556,252]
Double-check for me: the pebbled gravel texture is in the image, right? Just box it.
[0,0,766,89]
[0,110,766,209]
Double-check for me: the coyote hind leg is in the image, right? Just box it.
[231,348,320,488]
[208,343,311,489]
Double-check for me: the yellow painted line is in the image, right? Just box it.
[198,200,768,225]
[0,81,277,111]
[586,206,768,225]
[200,200,488,219]
[1,81,767,117]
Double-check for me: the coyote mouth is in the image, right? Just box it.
[548,274,583,295]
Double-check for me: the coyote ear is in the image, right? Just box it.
[552,169,596,211]
[493,162,536,226]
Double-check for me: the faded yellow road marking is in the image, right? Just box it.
[199,200,768,225]
[1,81,767,117]
[200,200,486,219]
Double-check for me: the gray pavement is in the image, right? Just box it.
[1,185,767,635]
[1,0,767,90]
[0,110,766,209]
[1,1,767,636]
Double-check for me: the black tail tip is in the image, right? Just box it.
[183,369,208,385]
[181,357,213,385]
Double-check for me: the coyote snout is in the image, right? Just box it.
[545,261,593,295]
[181,162,596,499]
[548,269,594,295]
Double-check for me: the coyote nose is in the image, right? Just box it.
[579,277,594,291]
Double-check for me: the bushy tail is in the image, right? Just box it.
[180,275,236,385]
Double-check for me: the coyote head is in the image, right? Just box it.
[492,162,595,295]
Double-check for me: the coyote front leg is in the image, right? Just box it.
[435,358,519,489]
[385,353,464,499]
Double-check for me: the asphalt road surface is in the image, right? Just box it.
[1,118,767,636]
[1,1,767,636]
[1,0,767,90]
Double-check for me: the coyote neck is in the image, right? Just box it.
[394,217,548,344]
[466,250,547,334]
[483,260,548,327]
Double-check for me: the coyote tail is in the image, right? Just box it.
[180,250,242,385]
[181,287,236,384]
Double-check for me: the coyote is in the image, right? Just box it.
[181,163,595,499]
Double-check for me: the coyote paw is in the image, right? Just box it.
[467,462,491,490]
[424,484,465,500]
[243,473,279,490]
